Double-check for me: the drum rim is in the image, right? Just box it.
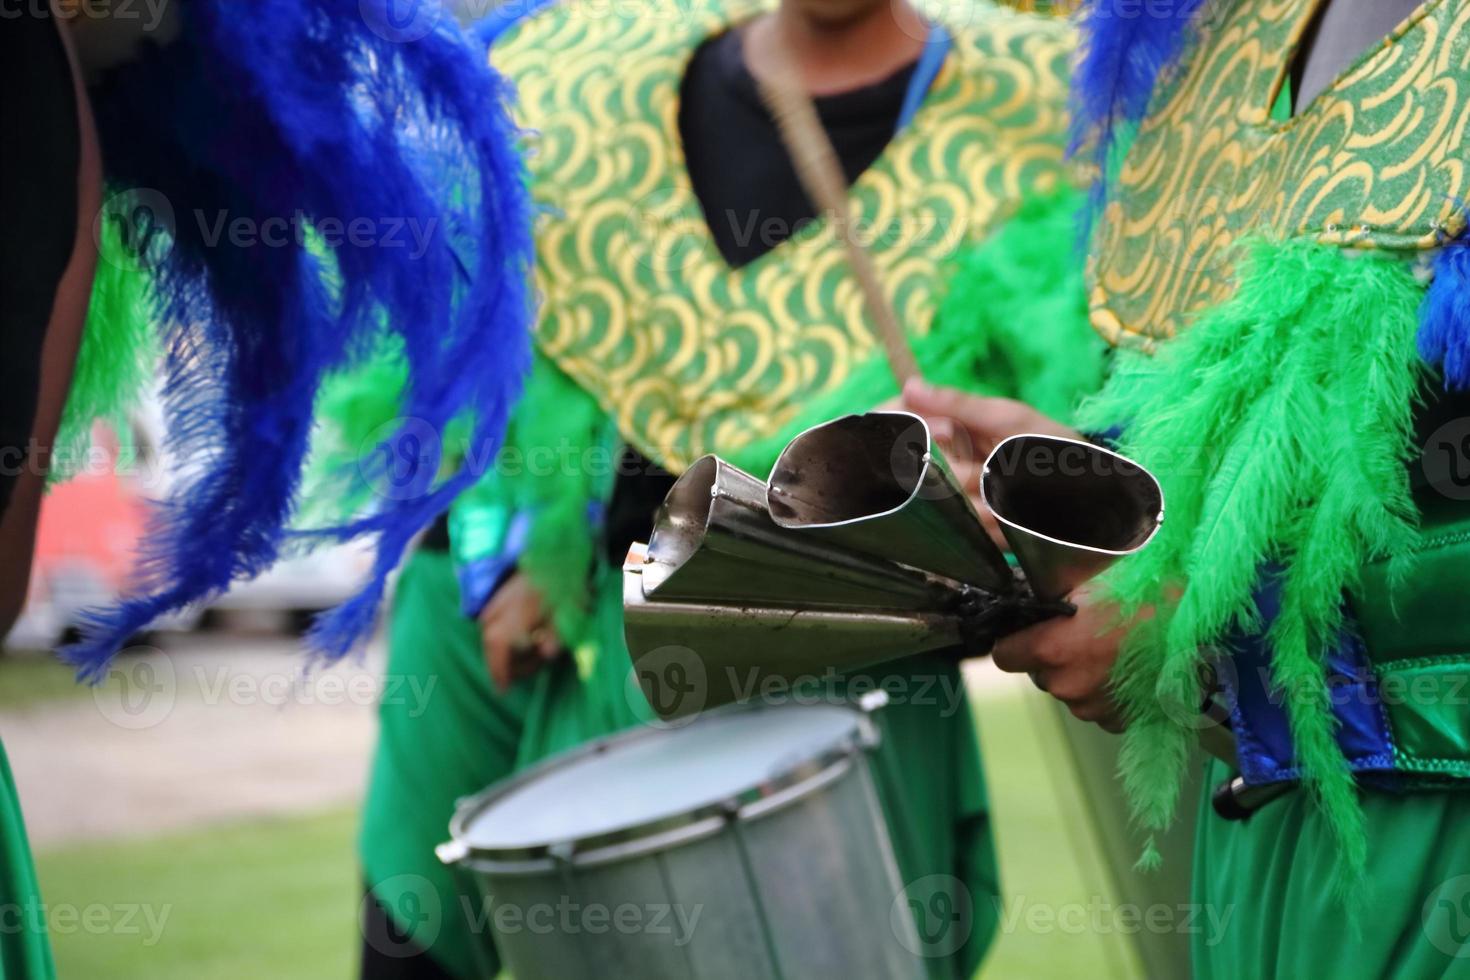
[443,701,877,873]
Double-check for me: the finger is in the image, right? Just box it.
[929,413,987,473]
[991,625,1049,675]
[946,454,982,498]
[531,625,562,660]
[977,506,1007,553]
[928,415,957,448]
[1066,695,1127,734]
[901,379,998,431]
[483,627,514,692]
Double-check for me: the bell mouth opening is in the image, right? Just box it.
[767,413,931,528]
[983,435,1163,554]
[642,456,721,592]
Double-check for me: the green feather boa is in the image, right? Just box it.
[1077,238,1428,892]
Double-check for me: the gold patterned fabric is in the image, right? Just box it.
[494,0,1073,470]
[1089,0,1470,349]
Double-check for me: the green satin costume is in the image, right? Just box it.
[0,744,54,980]
[1076,0,1470,975]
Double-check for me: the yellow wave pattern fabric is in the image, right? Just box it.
[494,0,1073,470]
[1089,0,1470,349]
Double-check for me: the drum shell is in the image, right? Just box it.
[446,712,928,980]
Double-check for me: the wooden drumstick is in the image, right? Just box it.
[753,34,923,389]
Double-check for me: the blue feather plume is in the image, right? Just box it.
[1418,232,1470,390]
[1068,0,1209,244]
[66,0,533,675]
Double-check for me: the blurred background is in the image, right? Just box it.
[7,2,1147,975]
[2,420,1147,976]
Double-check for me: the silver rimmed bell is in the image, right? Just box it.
[981,433,1164,600]
[623,412,1165,720]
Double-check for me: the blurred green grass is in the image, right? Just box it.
[33,683,1140,979]
[972,687,1140,979]
[0,652,88,711]
[36,809,359,980]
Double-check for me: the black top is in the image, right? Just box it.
[424,28,919,557]
[599,28,918,562]
[679,27,919,268]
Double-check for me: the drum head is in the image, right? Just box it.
[460,703,864,854]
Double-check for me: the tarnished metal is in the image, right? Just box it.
[623,414,1169,722]
[981,434,1164,600]
[767,412,1014,591]
[625,560,965,720]
[642,455,951,610]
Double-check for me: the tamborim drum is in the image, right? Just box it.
[438,701,928,979]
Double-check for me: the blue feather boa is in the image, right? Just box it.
[1418,235,1470,390]
[68,0,533,674]
[1068,0,1209,243]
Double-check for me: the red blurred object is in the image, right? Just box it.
[11,425,150,647]
[32,436,146,594]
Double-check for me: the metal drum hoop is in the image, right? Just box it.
[443,703,879,876]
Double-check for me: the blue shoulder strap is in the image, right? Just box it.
[896,24,951,134]
[474,0,559,48]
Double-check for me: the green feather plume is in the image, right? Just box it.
[1078,237,1427,891]
[299,339,411,526]
[481,353,614,646]
[51,224,157,483]
[301,334,481,529]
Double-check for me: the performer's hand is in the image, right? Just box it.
[991,587,1133,733]
[479,572,562,692]
[901,380,1081,548]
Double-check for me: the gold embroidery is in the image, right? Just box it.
[495,0,1074,469]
